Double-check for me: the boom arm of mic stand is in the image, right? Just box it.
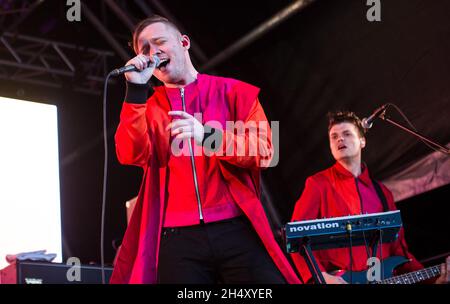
[379,113,450,155]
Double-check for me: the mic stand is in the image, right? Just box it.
[379,112,450,155]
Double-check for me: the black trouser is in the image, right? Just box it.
[157,216,286,284]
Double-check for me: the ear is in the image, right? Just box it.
[181,35,190,49]
[360,137,366,149]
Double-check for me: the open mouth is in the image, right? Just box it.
[338,145,347,150]
[157,58,170,71]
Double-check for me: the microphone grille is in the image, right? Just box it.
[361,118,372,129]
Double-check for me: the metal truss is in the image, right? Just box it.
[0,0,312,94]
[0,31,115,95]
[0,0,116,95]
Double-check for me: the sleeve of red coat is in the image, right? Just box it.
[114,82,153,168]
[290,177,327,283]
[207,97,273,169]
[382,184,424,274]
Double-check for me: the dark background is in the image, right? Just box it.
[0,0,448,267]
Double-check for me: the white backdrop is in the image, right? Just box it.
[0,96,62,270]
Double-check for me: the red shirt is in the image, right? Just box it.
[291,162,423,283]
[163,81,242,227]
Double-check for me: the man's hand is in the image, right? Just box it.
[124,54,156,84]
[167,111,204,145]
[321,272,348,284]
[435,256,449,284]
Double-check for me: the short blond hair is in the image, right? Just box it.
[131,15,180,54]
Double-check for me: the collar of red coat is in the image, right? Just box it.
[154,73,203,96]
[332,161,372,186]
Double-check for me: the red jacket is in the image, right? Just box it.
[291,162,423,283]
[111,74,301,284]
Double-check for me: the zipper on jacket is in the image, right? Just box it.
[180,87,204,222]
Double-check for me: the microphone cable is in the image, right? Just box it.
[100,71,114,284]
[99,60,159,284]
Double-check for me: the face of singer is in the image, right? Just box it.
[136,22,190,85]
[329,122,366,163]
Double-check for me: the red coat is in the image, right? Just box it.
[291,162,423,283]
[111,74,301,284]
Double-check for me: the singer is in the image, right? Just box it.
[110,15,301,284]
[289,111,449,284]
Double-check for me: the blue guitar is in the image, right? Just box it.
[335,256,441,284]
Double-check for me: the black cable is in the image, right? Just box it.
[362,230,371,259]
[346,222,353,284]
[379,229,383,281]
[101,72,114,284]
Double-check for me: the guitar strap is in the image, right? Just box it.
[371,179,389,212]
[370,179,389,258]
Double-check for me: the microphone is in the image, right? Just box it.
[361,104,389,129]
[110,55,160,76]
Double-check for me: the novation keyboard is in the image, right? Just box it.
[285,210,402,253]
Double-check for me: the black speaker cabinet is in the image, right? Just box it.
[0,261,113,284]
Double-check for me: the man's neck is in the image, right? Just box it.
[164,68,199,88]
[339,158,362,177]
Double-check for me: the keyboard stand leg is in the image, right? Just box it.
[300,239,326,284]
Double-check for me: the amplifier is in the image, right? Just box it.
[0,261,113,284]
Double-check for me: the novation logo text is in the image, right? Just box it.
[289,222,339,232]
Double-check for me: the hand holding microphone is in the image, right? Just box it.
[111,54,160,84]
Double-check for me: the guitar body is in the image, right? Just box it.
[337,256,410,284]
